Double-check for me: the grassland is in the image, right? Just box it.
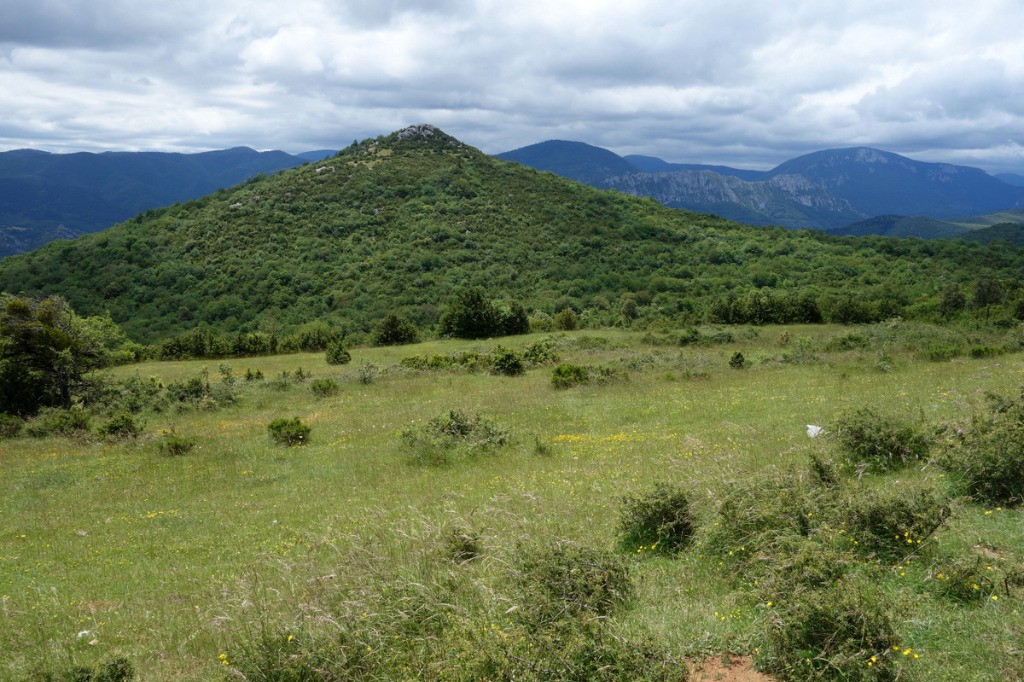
[2,324,1023,680]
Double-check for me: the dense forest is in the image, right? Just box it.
[0,125,1021,345]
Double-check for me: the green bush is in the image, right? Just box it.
[551,363,589,388]
[838,484,950,562]
[489,346,525,376]
[357,363,379,384]
[324,341,351,365]
[98,413,142,440]
[25,406,91,438]
[372,313,419,346]
[618,482,696,554]
[939,391,1024,505]
[831,408,930,473]
[309,377,340,397]
[729,351,746,368]
[0,412,23,438]
[30,657,136,682]
[158,433,196,457]
[267,417,311,446]
[761,580,902,682]
[513,544,633,624]
[401,410,510,466]
[929,555,997,603]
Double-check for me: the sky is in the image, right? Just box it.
[2,0,1024,175]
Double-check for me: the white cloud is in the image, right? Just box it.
[0,0,1022,173]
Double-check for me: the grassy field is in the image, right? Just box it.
[2,324,1023,680]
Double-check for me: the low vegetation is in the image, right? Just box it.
[3,319,1024,680]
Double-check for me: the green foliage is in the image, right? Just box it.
[938,388,1024,506]
[158,433,196,457]
[401,410,510,466]
[837,484,950,562]
[489,346,525,376]
[729,351,746,368]
[678,327,734,346]
[25,406,91,438]
[618,482,696,554]
[553,308,579,331]
[324,340,351,365]
[357,363,379,384]
[831,408,930,473]
[267,417,311,446]
[929,555,997,603]
[0,412,24,438]
[761,579,902,682]
[0,295,115,416]
[372,313,419,346]
[97,413,142,440]
[439,288,528,339]
[29,657,136,682]
[309,377,340,397]
[550,362,626,389]
[512,544,633,623]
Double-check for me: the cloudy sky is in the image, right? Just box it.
[2,0,1023,174]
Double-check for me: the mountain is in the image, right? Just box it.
[1,124,1022,343]
[296,149,339,162]
[0,146,308,257]
[497,142,1024,231]
[995,173,1024,187]
[495,140,637,185]
[622,155,765,181]
[957,222,1024,247]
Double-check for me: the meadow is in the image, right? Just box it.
[2,323,1023,680]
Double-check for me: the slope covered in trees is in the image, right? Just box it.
[0,125,1022,343]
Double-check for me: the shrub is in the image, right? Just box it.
[729,351,746,368]
[489,346,525,376]
[513,544,633,624]
[938,391,1024,506]
[158,433,196,457]
[761,580,902,682]
[831,407,929,473]
[268,417,311,446]
[838,484,950,562]
[551,363,590,389]
[618,482,696,554]
[324,341,351,365]
[553,308,578,331]
[309,377,340,397]
[372,313,419,346]
[25,406,91,438]
[445,527,482,563]
[401,410,510,466]
[357,363,379,384]
[0,412,23,438]
[244,368,264,381]
[929,555,997,603]
[31,657,136,682]
[98,413,142,439]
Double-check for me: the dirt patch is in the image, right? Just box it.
[687,655,778,682]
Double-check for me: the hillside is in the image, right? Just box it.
[499,142,1024,230]
[829,215,969,239]
[0,146,313,257]
[1,125,1023,343]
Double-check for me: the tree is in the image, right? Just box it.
[938,284,966,318]
[439,288,503,339]
[0,295,110,416]
[372,314,419,346]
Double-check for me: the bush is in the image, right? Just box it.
[553,308,578,331]
[551,363,589,388]
[268,417,311,446]
[929,555,997,603]
[357,363,379,384]
[31,657,136,682]
[309,377,340,397]
[831,408,930,473]
[729,351,746,369]
[401,410,510,466]
[25,406,91,438]
[98,413,142,439]
[513,544,633,624]
[158,433,196,457]
[324,341,351,365]
[838,484,950,562]
[0,412,23,438]
[618,483,696,554]
[939,391,1024,505]
[761,580,902,682]
[489,346,525,376]
[372,313,419,346]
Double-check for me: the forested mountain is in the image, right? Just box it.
[499,142,1024,230]
[0,125,1022,343]
[0,146,319,256]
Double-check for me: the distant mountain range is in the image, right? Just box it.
[496,142,1024,234]
[0,147,337,257]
